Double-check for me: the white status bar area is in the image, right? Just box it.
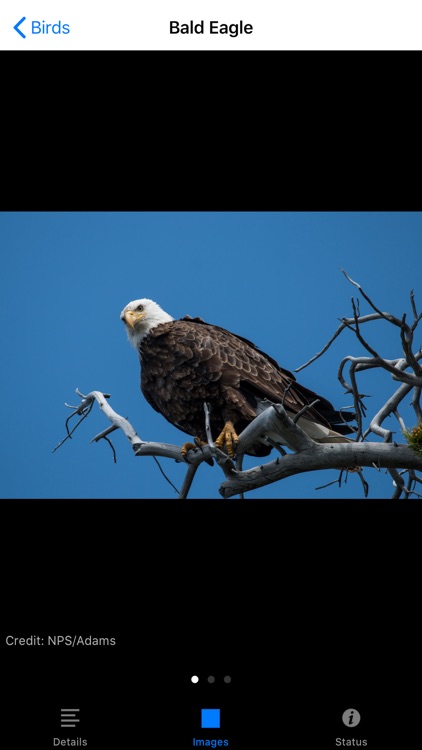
[1,0,422,50]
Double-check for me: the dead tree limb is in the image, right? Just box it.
[219,433,422,498]
[55,277,422,499]
[55,392,422,499]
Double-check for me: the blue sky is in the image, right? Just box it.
[1,212,421,499]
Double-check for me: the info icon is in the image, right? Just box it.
[342,708,361,727]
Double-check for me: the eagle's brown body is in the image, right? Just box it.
[138,315,355,457]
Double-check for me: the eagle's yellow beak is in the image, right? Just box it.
[123,310,146,329]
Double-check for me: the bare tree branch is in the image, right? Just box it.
[55,390,422,499]
[296,314,395,373]
[78,390,145,452]
[56,277,422,499]
[341,268,410,329]
[410,289,420,326]
[219,441,422,498]
[179,463,200,500]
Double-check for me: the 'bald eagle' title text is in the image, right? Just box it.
[170,21,253,37]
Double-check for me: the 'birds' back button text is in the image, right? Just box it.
[13,18,70,38]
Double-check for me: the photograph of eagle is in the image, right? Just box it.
[120,298,355,459]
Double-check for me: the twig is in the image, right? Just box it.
[399,313,422,376]
[204,401,216,453]
[152,455,179,495]
[203,402,237,480]
[410,290,418,323]
[265,438,287,456]
[90,423,120,443]
[390,468,406,498]
[355,467,369,498]
[341,269,405,328]
[292,399,320,424]
[235,453,245,499]
[52,400,94,453]
[103,436,117,463]
[295,321,349,372]
[411,387,422,424]
[315,477,342,491]
[338,358,366,440]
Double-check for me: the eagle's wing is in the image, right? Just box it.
[140,317,353,440]
[181,317,353,433]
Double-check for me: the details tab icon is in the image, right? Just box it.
[61,708,80,727]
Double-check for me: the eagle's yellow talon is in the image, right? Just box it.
[215,421,239,459]
[181,442,198,459]
[181,438,209,462]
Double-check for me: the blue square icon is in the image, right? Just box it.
[201,708,220,728]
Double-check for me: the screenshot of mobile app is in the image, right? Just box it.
[1,0,422,49]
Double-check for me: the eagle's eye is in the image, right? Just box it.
[137,305,144,311]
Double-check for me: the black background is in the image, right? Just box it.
[2,500,420,748]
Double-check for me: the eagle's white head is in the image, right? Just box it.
[120,298,174,349]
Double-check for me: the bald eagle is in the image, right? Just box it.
[120,298,355,458]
